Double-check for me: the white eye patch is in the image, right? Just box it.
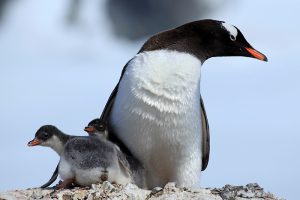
[221,22,238,40]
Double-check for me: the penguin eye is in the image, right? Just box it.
[230,34,236,41]
[98,124,105,131]
[42,132,49,139]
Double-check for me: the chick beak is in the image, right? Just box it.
[84,126,95,134]
[28,138,41,146]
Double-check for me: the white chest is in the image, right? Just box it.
[110,50,203,185]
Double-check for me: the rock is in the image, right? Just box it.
[0,182,284,200]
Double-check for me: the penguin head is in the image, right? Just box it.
[84,118,108,138]
[28,125,62,147]
[199,20,268,62]
[140,19,267,62]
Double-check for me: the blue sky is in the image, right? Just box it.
[0,1,299,199]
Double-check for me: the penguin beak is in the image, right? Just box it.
[245,47,268,62]
[28,138,41,146]
[84,126,95,134]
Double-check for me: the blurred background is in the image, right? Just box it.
[0,0,299,199]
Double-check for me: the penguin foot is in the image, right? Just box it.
[100,170,109,182]
[101,173,108,181]
[55,178,75,189]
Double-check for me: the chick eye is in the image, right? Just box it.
[230,34,236,41]
[99,125,105,131]
[42,132,49,138]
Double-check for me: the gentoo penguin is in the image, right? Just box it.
[28,125,133,188]
[84,118,147,188]
[84,118,108,138]
[28,125,74,154]
[28,125,75,188]
[99,19,267,189]
[30,121,109,188]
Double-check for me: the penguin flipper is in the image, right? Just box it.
[200,95,210,171]
[116,148,133,178]
[100,85,118,122]
[99,61,134,157]
[100,60,132,122]
[99,83,133,156]
[40,164,59,188]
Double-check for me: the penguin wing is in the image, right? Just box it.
[40,164,59,188]
[116,147,133,179]
[99,61,134,156]
[200,95,210,171]
[100,60,133,121]
[100,84,118,121]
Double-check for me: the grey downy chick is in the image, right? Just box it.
[28,125,75,188]
[85,118,147,188]
[28,125,74,154]
[28,123,132,188]
[59,119,132,188]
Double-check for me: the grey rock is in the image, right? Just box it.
[0,182,284,200]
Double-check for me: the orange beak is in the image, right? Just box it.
[28,138,41,146]
[84,126,95,134]
[245,47,268,62]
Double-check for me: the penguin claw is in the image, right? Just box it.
[55,178,74,190]
[100,169,109,182]
[100,173,108,182]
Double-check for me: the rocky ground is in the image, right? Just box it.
[0,182,284,200]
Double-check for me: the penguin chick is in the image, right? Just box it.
[28,125,75,188]
[84,118,108,138]
[59,134,133,188]
[85,118,147,188]
[28,125,74,154]
[28,124,133,189]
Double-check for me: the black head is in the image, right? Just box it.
[84,118,107,135]
[27,125,60,146]
[140,19,267,62]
